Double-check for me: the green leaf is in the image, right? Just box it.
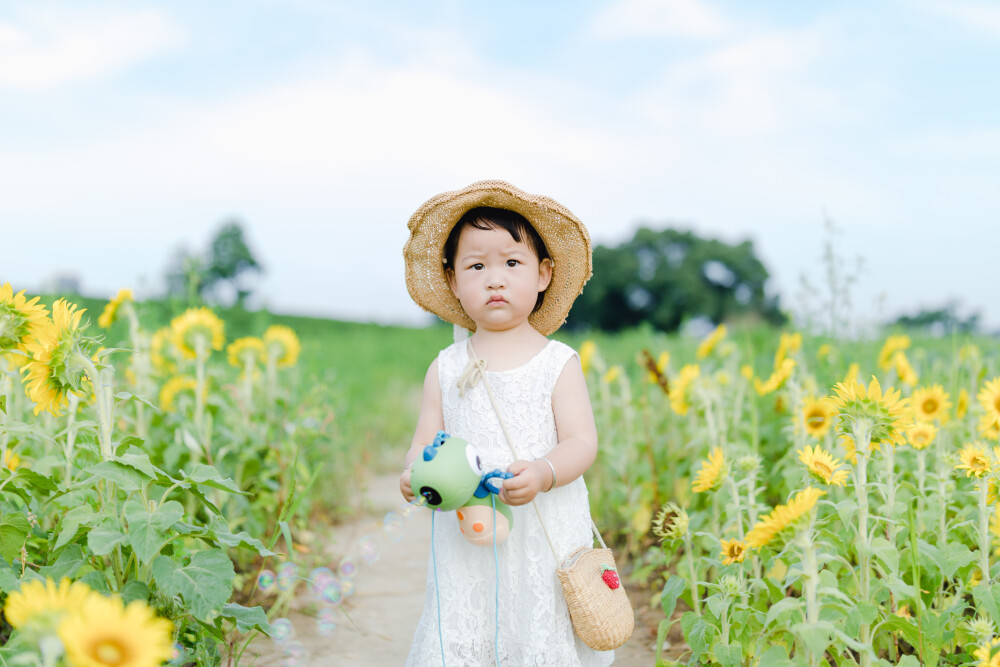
[120,580,150,605]
[756,646,794,667]
[78,571,110,593]
[115,436,144,456]
[0,394,6,413]
[897,657,921,667]
[791,621,832,658]
[114,392,159,411]
[216,603,271,634]
[54,505,98,552]
[764,596,803,629]
[714,643,742,667]
[870,536,899,572]
[125,498,184,564]
[278,520,294,558]
[0,558,20,591]
[115,452,161,480]
[10,468,58,493]
[0,512,30,562]
[88,522,128,556]
[84,460,151,492]
[208,517,276,557]
[680,612,715,662]
[920,539,975,579]
[974,583,1000,631]
[182,464,243,494]
[152,550,235,621]
[660,575,686,621]
[38,545,85,580]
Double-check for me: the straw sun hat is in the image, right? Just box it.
[404,180,592,337]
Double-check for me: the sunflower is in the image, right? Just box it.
[696,324,727,359]
[911,385,952,423]
[4,578,96,630]
[740,364,754,381]
[170,307,225,359]
[839,435,881,465]
[892,351,918,386]
[817,343,833,361]
[669,364,701,415]
[956,442,992,479]
[20,300,91,416]
[227,336,265,369]
[981,415,1000,441]
[774,331,802,369]
[978,378,1000,430]
[263,324,301,367]
[906,421,938,450]
[97,288,134,328]
[958,388,970,419]
[720,538,748,564]
[3,450,20,470]
[0,283,49,365]
[159,376,197,412]
[754,358,795,396]
[842,363,861,386]
[877,334,911,370]
[797,445,849,486]
[801,397,837,438]
[974,637,1000,667]
[579,340,596,375]
[651,502,689,544]
[59,592,173,667]
[830,376,910,447]
[602,365,621,385]
[692,447,726,493]
[639,349,669,393]
[745,487,825,549]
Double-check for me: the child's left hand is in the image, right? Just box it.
[500,459,549,506]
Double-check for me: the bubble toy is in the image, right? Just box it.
[358,535,380,565]
[317,607,337,636]
[410,431,515,545]
[270,617,294,643]
[256,569,276,594]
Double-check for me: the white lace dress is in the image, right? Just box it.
[406,339,615,667]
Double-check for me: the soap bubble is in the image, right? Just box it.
[281,640,306,666]
[339,556,358,579]
[277,562,299,591]
[317,607,337,636]
[341,578,355,598]
[257,569,276,593]
[358,536,380,565]
[383,511,405,542]
[270,618,293,643]
[320,579,342,604]
[310,567,335,593]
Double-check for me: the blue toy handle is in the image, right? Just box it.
[475,469,514,498]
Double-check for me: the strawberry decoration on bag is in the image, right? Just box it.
[600,564,620,590]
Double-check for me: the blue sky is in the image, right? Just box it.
[2,0,998,332]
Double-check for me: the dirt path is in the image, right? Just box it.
[247,473,659,666]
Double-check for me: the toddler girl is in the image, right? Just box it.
[400,180,614,666]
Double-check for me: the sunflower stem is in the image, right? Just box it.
[798,526,821,667]
[63,393,81,482]
[851,419,874,667]
[916,449,927,530]
[0,362,10,471]
[980,478,992,584]
[684,530,702,615]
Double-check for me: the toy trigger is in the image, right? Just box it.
[422,445,438,462]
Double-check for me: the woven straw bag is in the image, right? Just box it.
[557,528,634,651]
[462,339,635,652]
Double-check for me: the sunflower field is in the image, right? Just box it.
[0,284,350,665]
[576,324,1000,666]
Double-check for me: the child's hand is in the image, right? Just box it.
[501,459,549,506]
[400,467,415,503]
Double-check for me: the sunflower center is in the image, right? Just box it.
[973,455,990,472]
[813,460,834,477]
[806,411,827,428]
[994,396,1000,414]
[922,398,938,415]
[93,639,128,665]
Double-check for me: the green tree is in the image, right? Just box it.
[566,227,784,332]
[164,221,263,308]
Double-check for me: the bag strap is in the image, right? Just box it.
[462,340,606,561]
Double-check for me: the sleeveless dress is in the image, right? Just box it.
[406,339,615,667]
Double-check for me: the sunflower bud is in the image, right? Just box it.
[652,502,689,544]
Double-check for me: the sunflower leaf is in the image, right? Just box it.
[0,512,30,563]
[182,464,244,495]
[125,498,184,564]
[152,549,235,621]
[38,544,85,580]
[215,602,272,634]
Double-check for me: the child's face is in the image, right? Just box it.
[446,225,552,333]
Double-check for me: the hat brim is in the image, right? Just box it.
[404,180,592,337]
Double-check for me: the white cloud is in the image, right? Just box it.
[0,5,183,89]
[587,0,732,41]
[915,0,1000,35]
